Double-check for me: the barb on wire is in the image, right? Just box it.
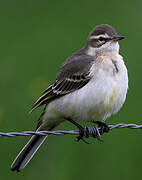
[0,123,142,138]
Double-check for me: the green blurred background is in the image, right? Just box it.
[0,0,142,179]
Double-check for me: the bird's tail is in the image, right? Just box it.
[11,125,54,172]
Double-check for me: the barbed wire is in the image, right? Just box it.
[0,123,141,138]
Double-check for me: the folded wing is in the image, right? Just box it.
[30,54,93,113]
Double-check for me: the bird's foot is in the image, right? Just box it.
[67,118,104,144]
[66,118,90,144]
[94,121,110,135]
[76,126,90,144]
[76,126,103,143]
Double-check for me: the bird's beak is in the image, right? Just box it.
[113,36,125,41]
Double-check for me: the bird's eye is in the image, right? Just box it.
[89,37,106,48]
[98,37,105,41]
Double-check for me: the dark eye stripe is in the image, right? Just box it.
[98,37,111,41]
[89,36,112,48]
[99,37,106,41]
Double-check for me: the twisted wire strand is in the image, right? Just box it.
[0,123,141,138]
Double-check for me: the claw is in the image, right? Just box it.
[88,126,103,142]
[76,126,103,143]
[75,127,91,144]
[67,118,107,144]
[94,121,110,135]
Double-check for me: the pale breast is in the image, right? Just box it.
[46,54,128,123]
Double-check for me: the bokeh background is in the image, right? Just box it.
[0,0,142,179]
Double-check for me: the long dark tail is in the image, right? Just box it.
[11,125,53,172]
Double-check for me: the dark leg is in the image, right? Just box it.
[66,118,90,144]
[66,118,102,143]
[67,118,84,130]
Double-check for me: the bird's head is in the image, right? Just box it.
[86,24,125,56]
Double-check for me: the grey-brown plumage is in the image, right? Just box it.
[89,24,117,37]
[30,54,93,112]
[11,24,127,172]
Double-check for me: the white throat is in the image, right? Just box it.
[86,42,120,56]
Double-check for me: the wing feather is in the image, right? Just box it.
[29,86,56,113]
[30,74,90,113]
[30,54,93,113]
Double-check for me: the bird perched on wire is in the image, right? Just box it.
[11,24,128,172]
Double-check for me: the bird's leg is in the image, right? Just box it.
[94,121,110,135]
[66,118,102,143]
[66,118,90,144]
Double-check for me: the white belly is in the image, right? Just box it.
[45,55,128,123]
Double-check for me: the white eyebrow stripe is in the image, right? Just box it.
[89,33,109,40]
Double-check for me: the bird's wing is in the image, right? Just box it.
[30,55,93,113]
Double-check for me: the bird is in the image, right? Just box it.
[11,24,128,172]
